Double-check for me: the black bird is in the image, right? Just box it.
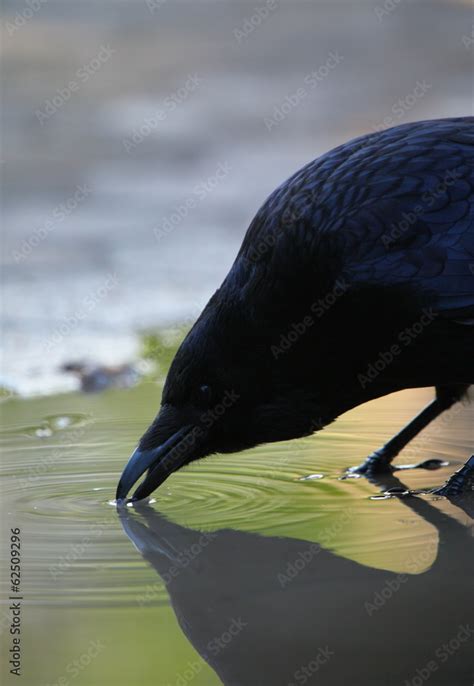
[117,117,474,502]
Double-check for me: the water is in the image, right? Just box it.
[1,385,472,685]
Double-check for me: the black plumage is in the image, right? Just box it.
[117,117,474,502]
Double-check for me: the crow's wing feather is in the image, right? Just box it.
[335,121,474,323]
[237,118,474,322]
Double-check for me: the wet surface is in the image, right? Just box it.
[1,386,472,684]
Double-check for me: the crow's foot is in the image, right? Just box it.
[431,456,474,498]
[345,451,395,477]
[345,453,448,479]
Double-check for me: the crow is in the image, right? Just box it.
[117,117,474,502]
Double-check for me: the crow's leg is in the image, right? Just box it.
[431,455,474,498]
[369,456,474,518]
[347,384,469,476]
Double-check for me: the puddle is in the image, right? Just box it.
[0,386,472,685]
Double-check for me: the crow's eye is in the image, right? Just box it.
[198,384,213,406]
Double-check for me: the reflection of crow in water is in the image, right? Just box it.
[117,118,474,502]
[118,476,473,686]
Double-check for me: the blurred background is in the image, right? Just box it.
[2,0,473,396]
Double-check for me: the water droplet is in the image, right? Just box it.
[53,416,73,430]
[340,472,361,480]
[35,427,53,438]
[298,473,324,481]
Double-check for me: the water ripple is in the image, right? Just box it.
[1,389,472,606]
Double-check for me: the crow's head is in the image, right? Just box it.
[116,290,328,501]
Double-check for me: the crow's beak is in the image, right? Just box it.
[116,425,198,502]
